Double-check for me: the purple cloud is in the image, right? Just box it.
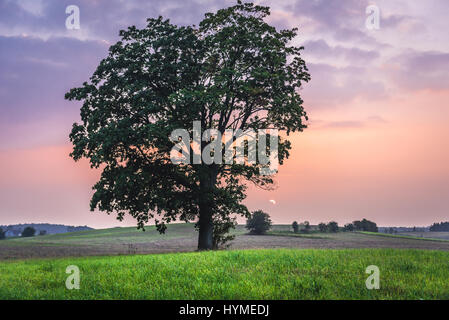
[303,39,380,64]
[302,63,387,109]
[310,115,388,130]
[0,35,108,149]
[388,50,449,91]
[0,0,229,41]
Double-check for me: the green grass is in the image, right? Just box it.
[0,223,248,247]
[0,224,322,248]
[359,231,449,242]
[0,248,448,300]
[0,223,196,247]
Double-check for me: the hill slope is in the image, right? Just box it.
[0,223,92,237]
[1,223,449,260]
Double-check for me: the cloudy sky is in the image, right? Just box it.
[1,0,448,228]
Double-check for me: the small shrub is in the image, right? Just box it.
[212,215,237,249]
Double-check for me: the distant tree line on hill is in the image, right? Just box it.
[0,226,37,239]
[290,218,378,234]
[235,211,381,239]
[290,221,312,233]
[0,223,93,238]
[430,222,449,232]
[317,221,339,233]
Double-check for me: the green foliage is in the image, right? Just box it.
[0,249,448,299]
[21,227,35,238]
[0,228,5,240]
[292,221,299,233]
[343,223,354,232]
[211,215,237,249]
[318,223,327,233]
[65,2,310,249]
[353,219,378,232]
[246,210,272,235]
[327,221,339,233]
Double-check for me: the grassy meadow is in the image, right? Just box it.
[359,231,449,242]
[0,223,203,247]
[1,224,449,299]
[0,248,448,300]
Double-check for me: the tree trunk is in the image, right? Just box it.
[197,165,217,250]
[197,204,214,250]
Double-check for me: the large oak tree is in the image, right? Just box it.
[66,1,310,250]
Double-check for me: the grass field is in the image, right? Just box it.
[360,231,449,242]
[397,231,449,240]
[1,225,448,299]
[1,224,449,261]
[0,248,448,299]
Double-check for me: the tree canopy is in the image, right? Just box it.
[21,227,35,237]
[429,222,449,232]
[66,1,310,250]
[353,219,378,232]
[246,210,272,235]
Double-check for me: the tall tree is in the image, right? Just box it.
[66,1,310,250]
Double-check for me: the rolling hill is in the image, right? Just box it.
[1,223,449,260]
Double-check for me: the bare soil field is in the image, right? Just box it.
[1,224,448,260]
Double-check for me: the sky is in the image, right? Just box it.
[1,0,449,228]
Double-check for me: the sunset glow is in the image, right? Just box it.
[1,0,448,228]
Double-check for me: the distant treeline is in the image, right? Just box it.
[429,222,449,232]
[291,218,379,234]
[0,223,93,237]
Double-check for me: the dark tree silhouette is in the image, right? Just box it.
[21,227,35,237]
[430,222,449,232]
[66,1,310,250]
[327,221,339,233]
[246,210,272,235]
[353,219,378,232]
[292,221,299,233]
[302,221,311,233]
[318,223,327,233]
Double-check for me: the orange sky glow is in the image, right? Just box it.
[1,0,449,228]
